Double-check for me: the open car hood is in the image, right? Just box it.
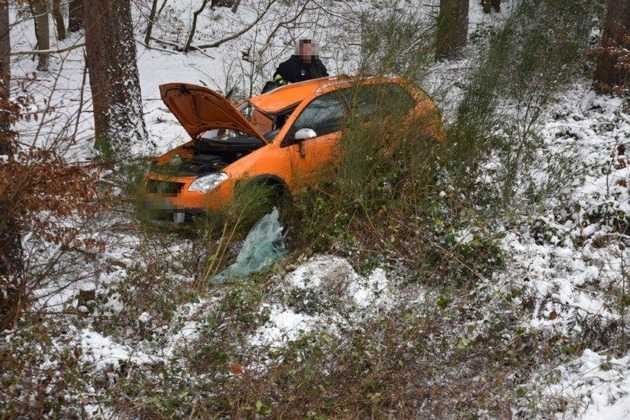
[160,83,267,143]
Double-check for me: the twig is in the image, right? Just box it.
[71,54,88,143]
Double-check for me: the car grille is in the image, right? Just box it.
[146,179,184,195]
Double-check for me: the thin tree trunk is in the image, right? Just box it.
[0,198,24,331]
[31,0,50,71]
[144,0,160,46]
[83,0,147,158]
[0,0,10,145]
[144,0,169,46]
[68,0,83,32]
[594,0,630,92]
[436,0,469,61]
[185,0,209,52]
[52,0,66,41]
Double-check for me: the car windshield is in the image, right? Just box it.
[239,101,296,140]
[197,102,280,142]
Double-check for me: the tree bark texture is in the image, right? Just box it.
[52,0,66,40]
[436,0,469,60]
[144,0,160,46]
[0,0,10,141]
[0,198,23,331]
[31,0,50,71]
[594,0,630,92]
[69,0,83,32]
[84,0,147,156]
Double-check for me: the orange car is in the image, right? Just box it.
[144,76,443,222]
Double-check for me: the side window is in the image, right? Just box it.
[384,84,415,114]
[348,84,415,121]
[292,91,347,138]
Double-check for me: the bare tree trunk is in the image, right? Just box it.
[144,0,160,46]
[31,0,50,71]
[68,0,83,32]
[83,0,147,157]
[185,0,209,52]
[0,0,10,145]
[52,0,66,41]
[594,0,630,92]
[1,4,24,332]
[145,0,169,47]
[0,199,24,331]
[436,0,469,60]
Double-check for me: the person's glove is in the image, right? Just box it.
[274,74,287,86]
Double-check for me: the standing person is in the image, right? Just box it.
[262,39,328,93]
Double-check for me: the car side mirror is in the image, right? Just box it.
[294,128,317,141]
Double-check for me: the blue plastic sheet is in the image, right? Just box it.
[212,208,286,284]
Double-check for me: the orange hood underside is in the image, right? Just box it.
[159,83,266,142]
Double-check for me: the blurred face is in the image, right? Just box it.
[299,42,314,62]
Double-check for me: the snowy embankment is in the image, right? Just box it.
[496,83,630,418]
[549,349,630,419]
[250,256,392,347]
[77,255,396,370]
[8,0,630,417]
[504,86,628,331]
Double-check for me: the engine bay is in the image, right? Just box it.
[150,104,294,178]
[151,129,266,177]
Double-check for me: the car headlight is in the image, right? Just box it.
[188,172,229,193]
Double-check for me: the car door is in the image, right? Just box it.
[282,90,348,188]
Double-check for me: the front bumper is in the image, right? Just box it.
[142,196,205,223]
[144,170,233,211]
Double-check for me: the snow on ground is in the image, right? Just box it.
[488,81,630,417]
[500,83,629,332]
[286,255,392,309]
[60,254,397,374]
[249,304,317,347]
[250,256,395,348]
[80,329,158,370]
[9,1,630,417]
[548,349,630,420]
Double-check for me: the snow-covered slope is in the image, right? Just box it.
[5,1,630,418]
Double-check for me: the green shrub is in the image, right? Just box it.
[448,0,597,209]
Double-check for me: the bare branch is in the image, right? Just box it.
[10,43,85,56]
[191,0,279,50]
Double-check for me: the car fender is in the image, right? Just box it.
[224,143,293,189]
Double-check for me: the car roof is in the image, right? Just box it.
[249,75,402,114]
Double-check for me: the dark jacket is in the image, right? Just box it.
[273,55,328,84]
